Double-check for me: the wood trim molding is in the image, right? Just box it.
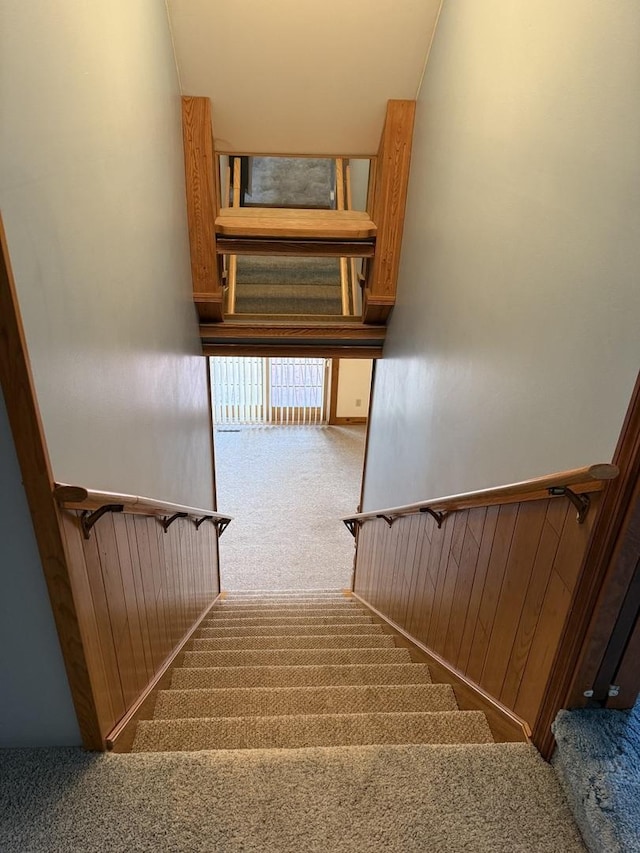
[206,357,222,593]
[0,216,105,749]
[352,592,531,743]
[356,358,378,518]
[106,592,223,750]
[216,238,375,258]
[534,370,640,756]
[203,344,384,359]
[332,417,367,425]
[328,358,340,424]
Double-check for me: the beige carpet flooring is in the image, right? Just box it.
[214,425,366,590]
[0,744,585,852]
[0,594,586,851]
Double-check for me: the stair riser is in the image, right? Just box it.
[133,711,493,752]
[171,663,433,689]
[196,624,382,637]
[189,635,395,651]
[200,616,374,627]
[207,607,368,618]
[212,603,363,612]
[183,648,412,667]
[153,684,457,719]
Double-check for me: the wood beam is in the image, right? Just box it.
[363,99,416,324]
[216,239,375,258]
[202,344,383,359]
[200,321,386,343]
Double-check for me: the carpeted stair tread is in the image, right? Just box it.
[212,601,362,611]
[214,598,360,606]
[201,614,375,627]
[171,663,433,689]
[189,634,395,650]
[132,710,494,752]
[206,607,368,619]
[221,589,348,602]
[153,684,457,719]
[220,597,351,605]
[197,623,383,637]
[183,647,412,667]
[223,588,347,594]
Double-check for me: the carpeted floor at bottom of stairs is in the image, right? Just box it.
[0,742,585,853]
[0,591,587,852]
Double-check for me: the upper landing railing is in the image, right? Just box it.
[342,464,619,535]
[54,484,233,540]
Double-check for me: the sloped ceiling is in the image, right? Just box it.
[167,0,440,155]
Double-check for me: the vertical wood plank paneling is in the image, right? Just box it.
[456,505,499,672]
[399,515,422,627]
[443,508,483,665]
[353,491,600,735]
[428,516,456,649]
[81,533,126,721]
[132,517,163,671]
[405,514,428,635]
[499,501,566,708]
[96,515,139,707]
[59,507,220,744]
[59,512,116,738]
[466,504,519,684]
[481,502,547,698]
[113,516,151,685]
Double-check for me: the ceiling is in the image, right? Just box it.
[166,0,441,155]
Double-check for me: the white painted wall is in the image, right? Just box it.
[0,0,214,509]
[0,391,81,747]
[167,0,440,154]
[363,0,640,510]
[336,360,373,419]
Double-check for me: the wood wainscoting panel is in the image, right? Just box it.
[61,508,220,743]
[353,492,600,741]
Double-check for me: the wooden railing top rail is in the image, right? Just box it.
[343,464,619,530]
[54,483,232,521]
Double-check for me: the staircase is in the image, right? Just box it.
[182,98,415,358]
[131,590,494,752]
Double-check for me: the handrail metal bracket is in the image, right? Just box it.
[80,504,124,539]
[343,518,361,538]
[214,518,231,537]
[548,487,590,524]
[194,516,231,536]
[161,512,188,532]
[419,507,446,528]
[376,514,395,527]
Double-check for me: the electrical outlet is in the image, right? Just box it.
[355,399,362,407]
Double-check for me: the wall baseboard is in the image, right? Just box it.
[352,591,532,744]
[106,592,223,750]
[331,416,367,425]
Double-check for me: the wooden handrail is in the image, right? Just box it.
[343,464,619,528]
[54,483,232,525]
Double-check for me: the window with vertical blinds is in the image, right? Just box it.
[210,357,329,425]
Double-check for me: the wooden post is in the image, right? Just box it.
[182,96,224,322]
[363,100,416,324]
